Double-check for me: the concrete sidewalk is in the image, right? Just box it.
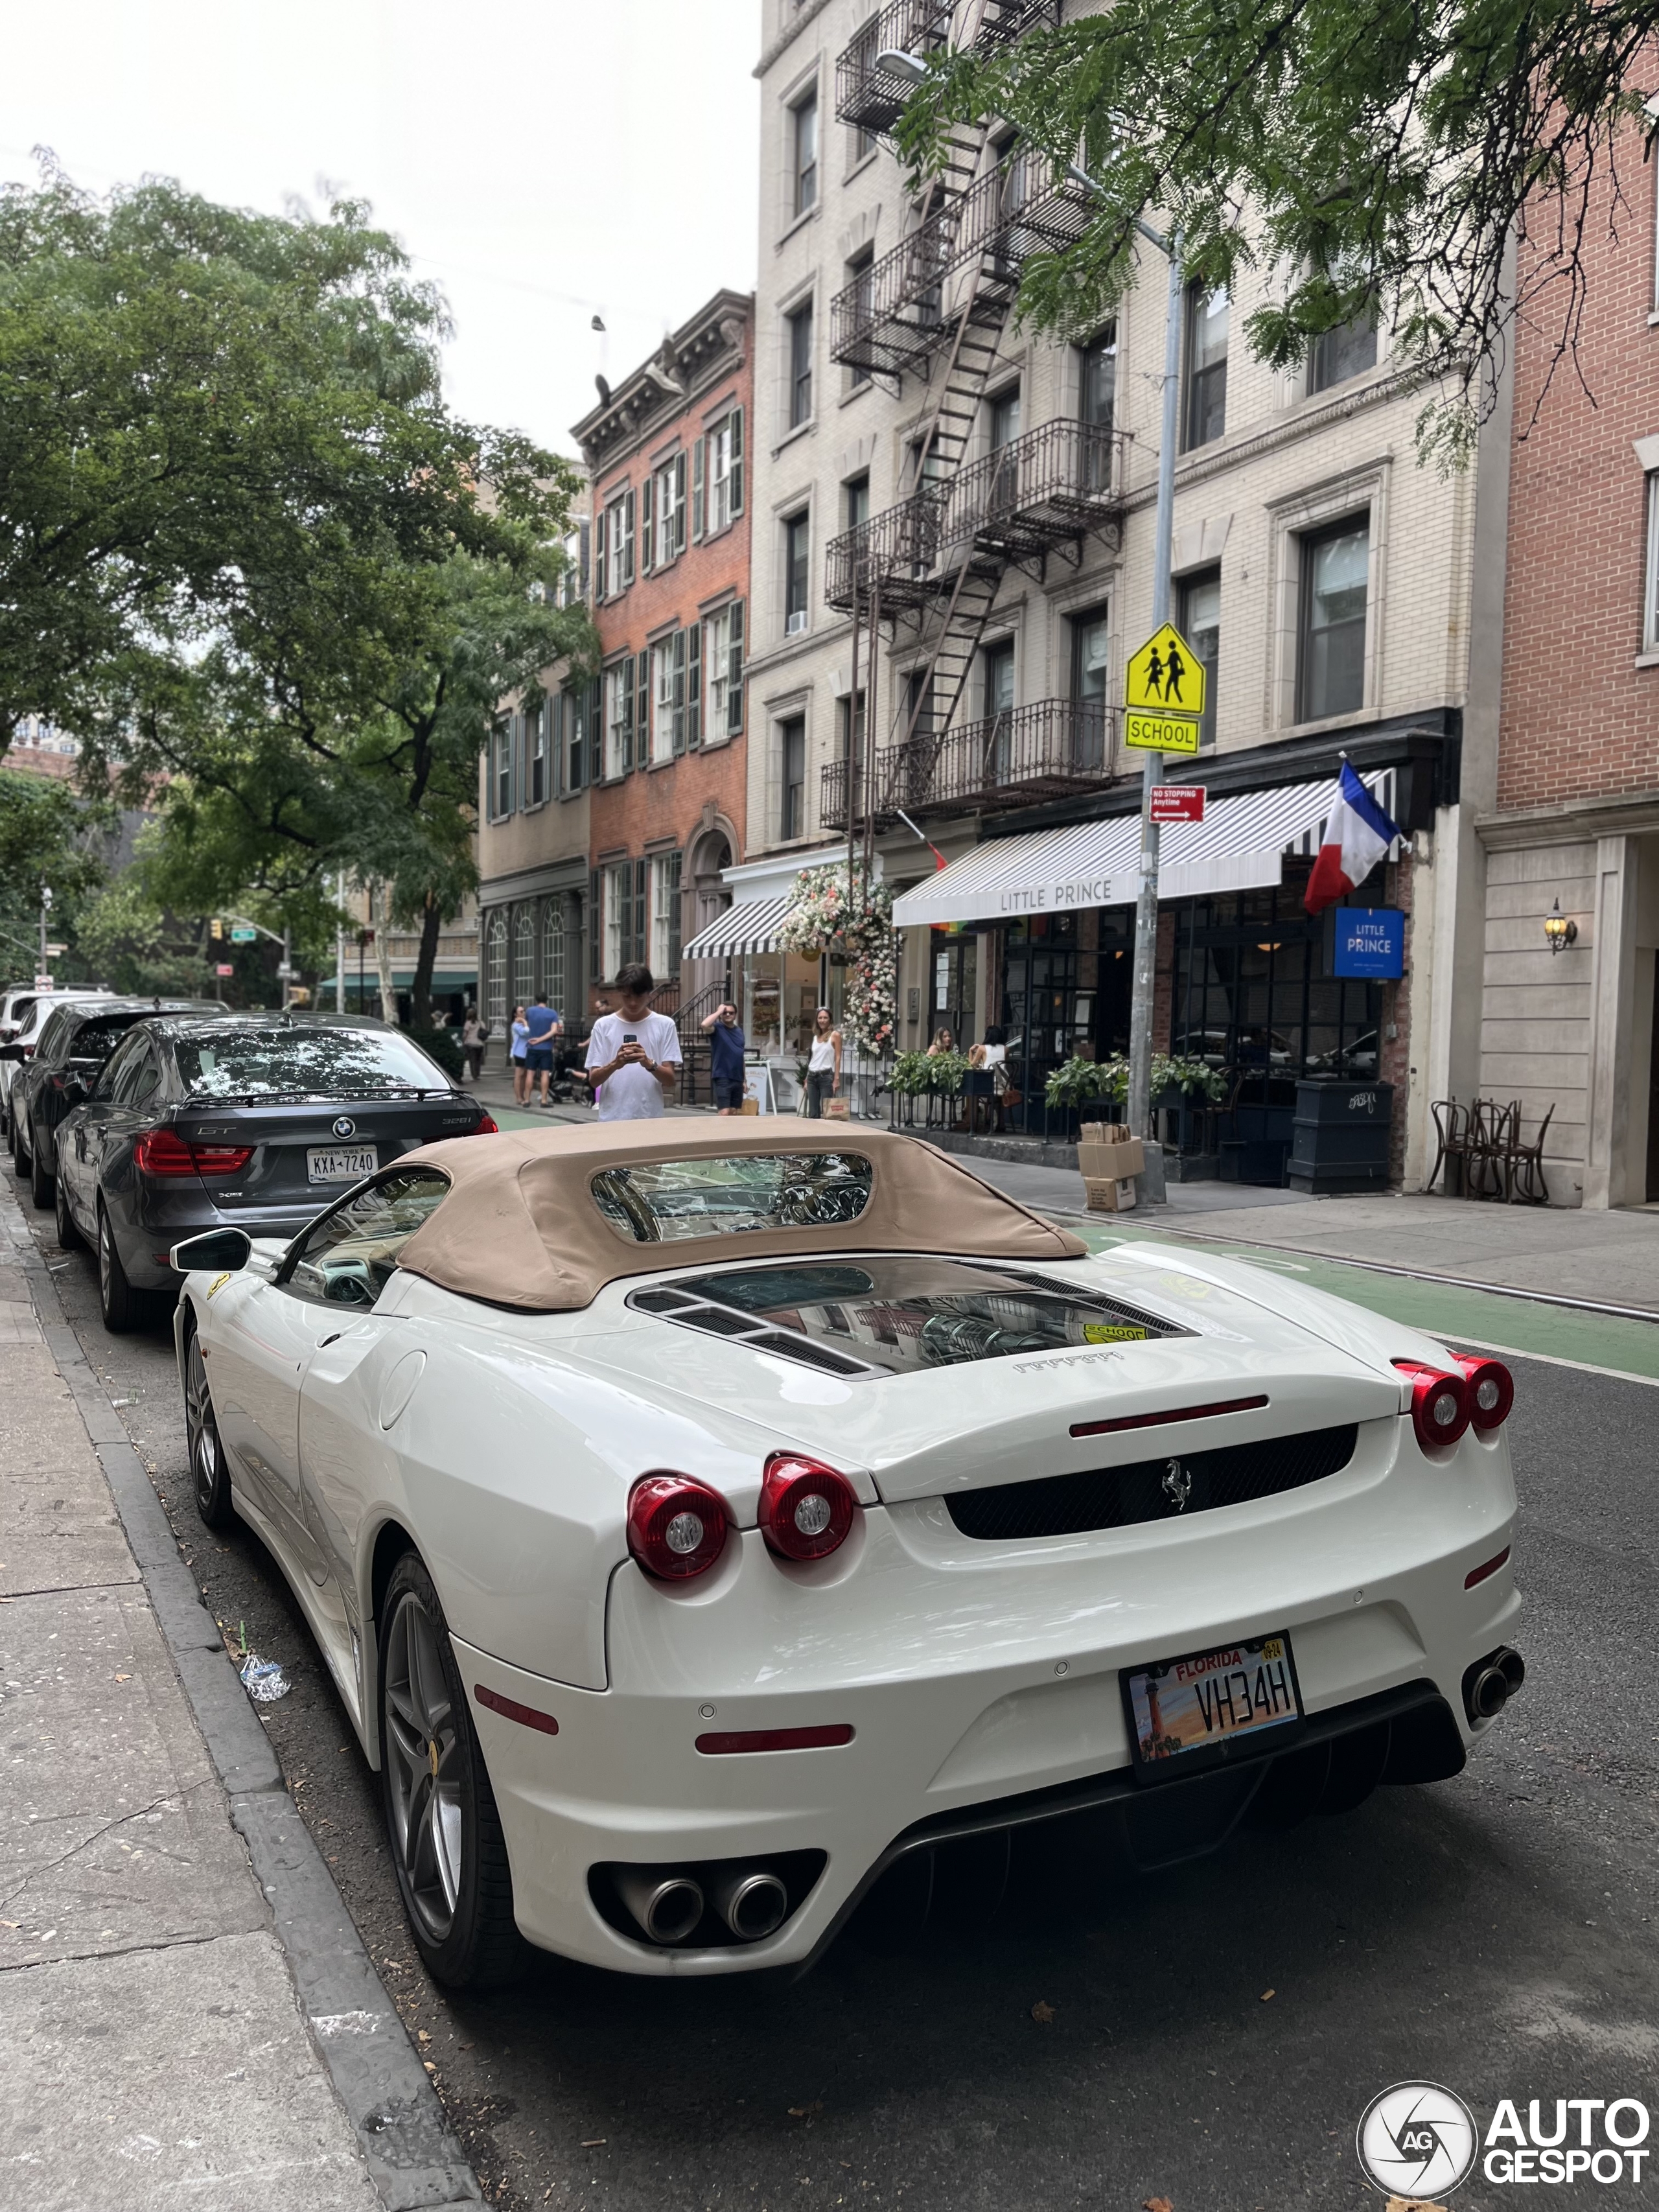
[0,1183,476,2211]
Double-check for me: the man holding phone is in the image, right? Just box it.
[583,963,682,1121]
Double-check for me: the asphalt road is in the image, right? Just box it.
[17,1169,1659,2212]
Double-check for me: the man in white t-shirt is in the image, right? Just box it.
[583,963,682,1120]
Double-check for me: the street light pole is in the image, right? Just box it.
[38,884,52,984]
[1124,223,1185,1149]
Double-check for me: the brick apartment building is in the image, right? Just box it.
[1468,137,1659,1206]
[572,290,753,1018]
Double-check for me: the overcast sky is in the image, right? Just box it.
[1,0,761,458]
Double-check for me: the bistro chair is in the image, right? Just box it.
[1504,1102,1555,1205]
[1468,1097,1520,1200]
[1427,1099,1472,1196]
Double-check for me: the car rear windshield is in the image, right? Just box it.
[590,1152,873,1242]
[70,1014,150,1061]
[663,1257,1186,1373]
[174,1028,450,1099]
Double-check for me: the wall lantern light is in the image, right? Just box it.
[1544,899,1578,955]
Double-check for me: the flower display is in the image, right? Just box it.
[780,862,897,1056]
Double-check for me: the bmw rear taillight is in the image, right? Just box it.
[627,1473,730,1580]
[1453,1355,1514,1432]
[134,1127,253,1179]
[758,1454,859,1563]
[469,1112,499,1135]
[1395,1360,1471,1450]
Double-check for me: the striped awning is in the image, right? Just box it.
[890,769,1400,927]
[680,894,793,960]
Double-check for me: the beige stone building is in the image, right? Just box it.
[723,0,1496,1187]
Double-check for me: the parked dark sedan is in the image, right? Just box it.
[54,1013,498,1329]
[9,997,226,1209]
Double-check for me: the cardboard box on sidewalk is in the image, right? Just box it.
[1082,1174,1137,1213]
[1077,1137,1145,1180]
[1079,1121,1131,1145]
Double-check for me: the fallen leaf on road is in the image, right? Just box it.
[417,2030,431,2043]
[1386,2199,1450,2212]
[788,2101,824,2119]
[1260,1988,1275,2001]
[1030,2000,1056,2023]
[1144,2197,1174,2212]
[113,1673,130,1682]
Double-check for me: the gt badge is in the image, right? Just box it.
[1161,1459,1192,1511]
[207,1272,233,1299]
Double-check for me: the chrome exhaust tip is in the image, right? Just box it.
[711,1869,789,1943]
[616,1870,705,1945]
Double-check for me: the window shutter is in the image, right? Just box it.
[730,406,745,517]
[671,629,688,756]
[636,653,650,762]
[621,654,635,773]
[589,870,602,979]
[578,518,591,597]
[727,600,746,736]
[673,452,688,557]
[692,438,706,542]
[687,620,702,749]
[593,508,606,603]
[632,857,649,968]
[640,473,654,574]
[623,489,636,586]
[669,849,684,970]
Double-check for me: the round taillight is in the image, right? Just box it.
[759,1454,859,1563]
[1397,1362,1470,1450]
[1454,1355,1514,1432]
[627,1473,730,1581]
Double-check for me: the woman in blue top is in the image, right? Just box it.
[509,1005,530,1105]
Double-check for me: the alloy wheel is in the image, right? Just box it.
[382,1588,465,1942]
[184,1329,232,1526]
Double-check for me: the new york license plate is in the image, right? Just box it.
[1123,1633,1303,1775]
[307,1145,377,1185]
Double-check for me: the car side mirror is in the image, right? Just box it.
[0,1043,22,1062]
[169,1228,253,1274]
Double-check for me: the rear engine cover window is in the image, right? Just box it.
[592,1152,873,1243]
[176,1028,447,1100]
[667,1257,1183,1373]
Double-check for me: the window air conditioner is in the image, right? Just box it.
[786,610,807,635]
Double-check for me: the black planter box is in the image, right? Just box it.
[1288,1080,1394,1193]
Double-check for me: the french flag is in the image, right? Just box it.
[1304,762,1402,915]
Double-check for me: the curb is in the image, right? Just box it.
[6,1196,481,2211]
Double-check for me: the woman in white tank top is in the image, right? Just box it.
[805,1007,842,1117]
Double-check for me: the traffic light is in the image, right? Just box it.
[209,917,224,940]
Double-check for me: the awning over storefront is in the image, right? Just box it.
[680,894,793,960]
[890,770,1399,927]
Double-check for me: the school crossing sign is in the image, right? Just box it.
[1124,622,1204,754]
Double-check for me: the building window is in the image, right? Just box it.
[651,631,687,763]
[705,601,745,738]
[513,909,535,1008]
[542,900,566,1012]
[787,300,814,428]
[605,660,633,779]
[649,851,682,981]
[526,700,548,805]
[791,88,819,218]
[1070,605,1110,771]
[844,473,870,533]
[1080,325,1117,430]
[837,689,866,763]
[1179,570,1221,750]
[780,716,807,839]
[601,489,635,599]
[1183,283,1229,450]
[1310,301,1378,393]
[485,912,507,1025]
[702,408,744,535]
[1646,474,1659,653]
[563,682,592,792]
[988,385,1022,451]
[490,724,512,818]
[646,452,686,570]
[601,862,631,981]
[1297,518,1369,721]
[846,249,874,386]
[783,512,810,634]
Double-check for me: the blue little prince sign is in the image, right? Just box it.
[1333,907,1405,979]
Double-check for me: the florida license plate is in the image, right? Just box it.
[1122,1633,1303,1776]
[307,1145,377,1185]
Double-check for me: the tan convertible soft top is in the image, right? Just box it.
[393,1117,1086,1311]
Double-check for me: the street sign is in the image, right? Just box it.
[43,942,66,956]
[34,973,52,990]
[1332,907,1405,979]
[1125,622,1205,717]
[275,961,295,979]
[230,927,257,943]
[215,962,235,977]
[1150,785,1205,824]
[1125,709,1201,755]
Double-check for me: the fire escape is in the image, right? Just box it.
[821,0,1128,837]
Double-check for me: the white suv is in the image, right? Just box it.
[0,989,113,1134]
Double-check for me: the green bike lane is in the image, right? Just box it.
[1074,1218,1659,1384]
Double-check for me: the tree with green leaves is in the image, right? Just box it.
[0,766,112,983]
[899,1,1659,460]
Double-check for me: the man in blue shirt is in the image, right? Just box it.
[700,1001,746,1115]
[524,994,563,1106]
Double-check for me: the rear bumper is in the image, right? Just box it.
[121,1194,325,1284]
